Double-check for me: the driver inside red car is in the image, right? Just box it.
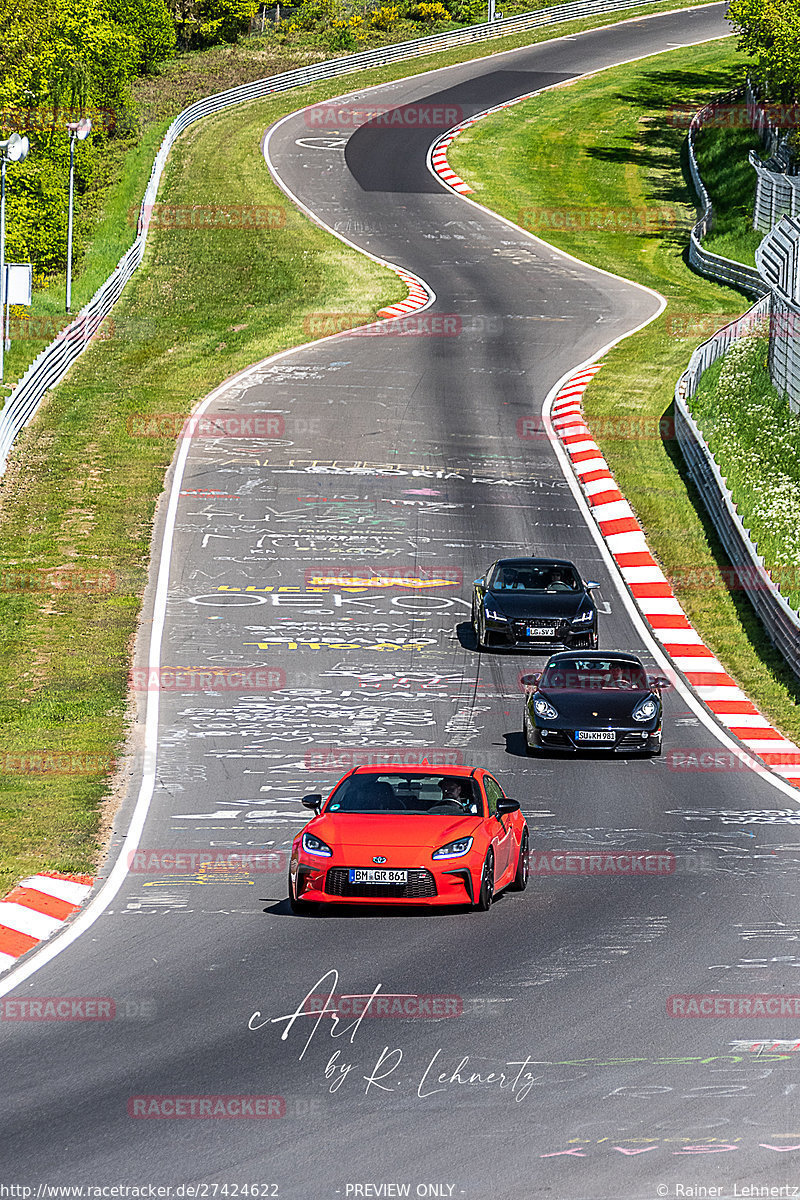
[438,777,478,813]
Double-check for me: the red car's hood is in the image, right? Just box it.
[310,813,483,853]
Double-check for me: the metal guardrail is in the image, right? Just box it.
[0,0,680,474]
[686,86,770,298]
[674,294,800,682]
[755,214,800,413]
[751,154,800,232]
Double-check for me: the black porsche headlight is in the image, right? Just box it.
[632,697,659,723]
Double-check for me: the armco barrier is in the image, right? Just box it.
[674,295,800,683]
[686,87,770,298]
[755,215,800,413]
[0,0,678,475]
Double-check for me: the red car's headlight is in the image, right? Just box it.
[432,836,474,860]
[302,831,333,858]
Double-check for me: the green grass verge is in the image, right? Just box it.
[694,124,766,266]
[449,38,800,741]
[689,333,800,612]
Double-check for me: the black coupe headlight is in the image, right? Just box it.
[632,697,659,723]
[533,696,559,720]
[572,608,594,623]
[302,831,333,857]
[484,605,508,623]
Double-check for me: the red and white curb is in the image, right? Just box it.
[552,365,800,786]
[429,93,542,195]
[0,872,94,972]
[376,268,431,318]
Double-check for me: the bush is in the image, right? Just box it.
[407,1,448,20]
[369,3,400,28]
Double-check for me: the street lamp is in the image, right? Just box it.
[66,117,91,314]
[0,132,30,386]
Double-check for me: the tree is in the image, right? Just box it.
[728,0,800,99]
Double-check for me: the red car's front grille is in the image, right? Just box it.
[325,868,437,899]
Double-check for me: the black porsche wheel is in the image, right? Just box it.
[472,602,486,652]
[473,851,495,911]
[509,830,529,892]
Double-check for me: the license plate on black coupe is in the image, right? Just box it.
[349,868,408,884]
[527,625,555,637]
[576,730,616,742]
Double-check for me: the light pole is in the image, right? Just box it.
[66,118,91,314]
[0,133,30,386]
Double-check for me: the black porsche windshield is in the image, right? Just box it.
[541,660,649,691]
[325,774,481,815]
[489,563,580,593]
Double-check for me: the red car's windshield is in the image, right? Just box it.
[541,660,649,691]
[326,774,481,815]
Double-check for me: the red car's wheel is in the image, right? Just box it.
[472,850,495,912]
[508,829,529,892]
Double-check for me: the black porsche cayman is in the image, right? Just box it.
[471,557,599,651]
[522,650,668,755]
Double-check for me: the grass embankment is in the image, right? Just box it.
[689,335,800,612]
[449,40,800,740]
[694,124,766,266]
[4,0,716,393]
[0,1,723,894]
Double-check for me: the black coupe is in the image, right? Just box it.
[471,557,600,651]
[522,650,668,755]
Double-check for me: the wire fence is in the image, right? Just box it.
[0,0,678,474]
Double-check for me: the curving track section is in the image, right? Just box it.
[7,6,800,1197]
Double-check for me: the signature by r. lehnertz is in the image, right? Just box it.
[248,969,538,1101]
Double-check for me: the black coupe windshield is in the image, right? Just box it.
[541,659,649,691]
[326,774,480,815]
[489,563,580,593]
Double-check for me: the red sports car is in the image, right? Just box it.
[288,765,529,913]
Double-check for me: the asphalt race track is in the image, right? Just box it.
[7,5,800,1196]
